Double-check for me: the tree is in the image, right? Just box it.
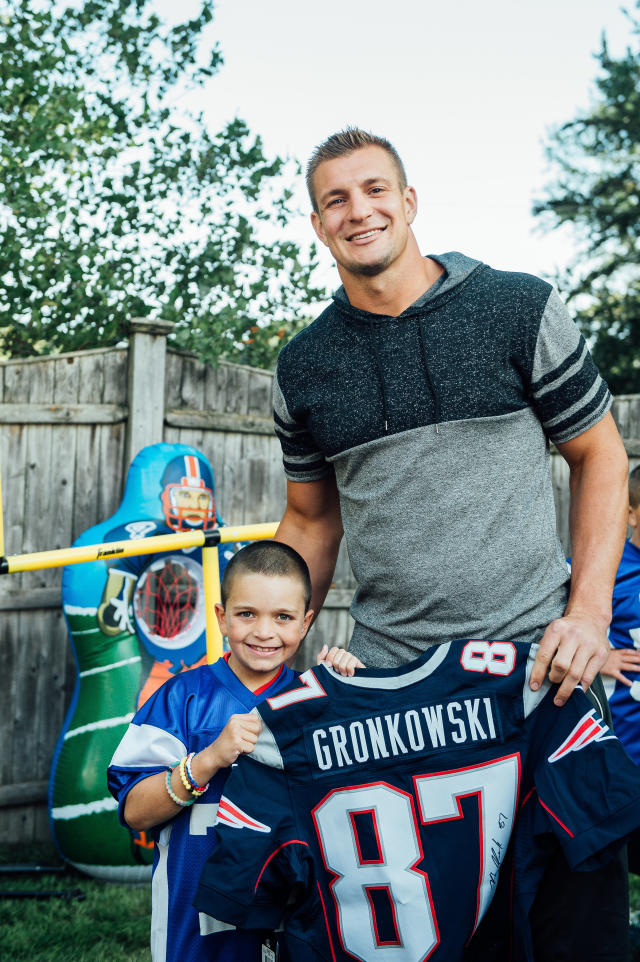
[0,0,325,368]
[532,4,640,393]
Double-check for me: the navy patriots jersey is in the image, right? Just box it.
[107,656,297,962]
[195,641,640,962]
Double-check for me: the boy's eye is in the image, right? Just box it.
[276,613,293,622]
[237,610,254,619]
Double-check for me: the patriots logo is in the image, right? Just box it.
[548,709,615,764]
[215,796,271,833]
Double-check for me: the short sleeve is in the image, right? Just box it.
[194,756,312,928]
[529,289,612,444]
[529,689,640,868]
[273,357,333,483]
[107,676,189,824]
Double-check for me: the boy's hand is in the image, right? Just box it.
[601,647,640,687]
[208,713,262,768]
[317,644,365,677]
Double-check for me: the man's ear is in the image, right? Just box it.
[405,185,418,225]
[311,211,328,246]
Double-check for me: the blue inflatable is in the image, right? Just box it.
[49,443,235,880]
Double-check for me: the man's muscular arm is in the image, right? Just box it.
[275,477,343,619]
[530,412,628,704]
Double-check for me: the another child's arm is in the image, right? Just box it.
[123,712,262,832]
[316,643,365,677]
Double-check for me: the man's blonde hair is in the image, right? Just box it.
[306,127,407,212]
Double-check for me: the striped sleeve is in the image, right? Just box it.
[273,359,332,482]
[530,289,612,444]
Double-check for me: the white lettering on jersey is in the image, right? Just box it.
[447,702,467,744]
[366,717,390,759]
[307,698,500,772]
[313,729,332,770]
[421,704,446,747]
[548,709,615,763]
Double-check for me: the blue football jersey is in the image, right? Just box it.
[107,656,297,962]
[195,640,640,962]
[608,539,640,764]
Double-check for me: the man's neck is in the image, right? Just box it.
[339,254,443,317]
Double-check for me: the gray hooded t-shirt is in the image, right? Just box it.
[273,253,612,667]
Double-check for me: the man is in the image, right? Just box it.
[273,128,630,958]
[274,127,627,708]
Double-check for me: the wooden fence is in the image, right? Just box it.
[0,320,638,846]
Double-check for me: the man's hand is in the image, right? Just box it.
[317,643,365,676]
[601,647,640,687]
[530,612,609,706]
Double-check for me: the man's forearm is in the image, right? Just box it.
[530,413,628,701]
[275,509,342,616]
[275,477,344,617]
[565,442,628,628]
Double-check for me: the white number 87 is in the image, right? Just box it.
[312,755,520,961]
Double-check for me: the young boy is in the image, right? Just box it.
[600,465,640,874]
[107,540,362,962]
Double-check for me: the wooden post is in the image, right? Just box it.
[124,318,174,472]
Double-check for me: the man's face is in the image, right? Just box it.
[310,145,417,279]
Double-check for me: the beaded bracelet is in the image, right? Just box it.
[185,752,209,796]
[178,755,193,795]
[165,767,194,807]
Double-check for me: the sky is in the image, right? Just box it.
[156,0,637,296]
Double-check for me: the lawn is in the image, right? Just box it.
[0,842,151,962]
[3,842,640,961]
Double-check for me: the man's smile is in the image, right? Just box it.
[348,227,386,242]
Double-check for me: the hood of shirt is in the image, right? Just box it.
[330,251,484,431]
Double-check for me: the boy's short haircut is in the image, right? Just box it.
[306,127,408,212]
[220,540,312,611]
[630,465,640,509]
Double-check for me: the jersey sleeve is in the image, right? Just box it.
[527,688,640,868]
[273,356,332,483]
[106,674,190,825]
[194,754,313,930]
[529,288,612,444]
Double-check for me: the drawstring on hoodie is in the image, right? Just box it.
[368,332,391,433]
[347,315,443,436]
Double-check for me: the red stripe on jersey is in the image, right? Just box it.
[538,798,574,837]
[254,839,310,893]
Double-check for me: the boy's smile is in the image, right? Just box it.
[215,571,313,690]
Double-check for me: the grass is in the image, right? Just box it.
[0,842,151,962]
[3,843,640,961]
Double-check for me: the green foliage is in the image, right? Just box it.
[0,0,324,367]
[533,4,640,393]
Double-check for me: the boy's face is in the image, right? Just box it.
[215,572,313,690]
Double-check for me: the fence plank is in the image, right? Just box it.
[1,338,638,850]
